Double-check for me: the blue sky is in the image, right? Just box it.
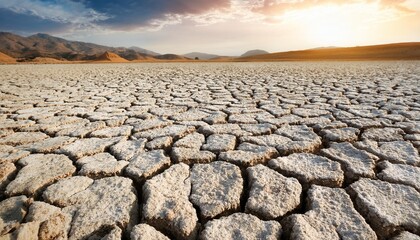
[1,0,419,55]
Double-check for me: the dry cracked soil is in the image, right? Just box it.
[0,62,419,240]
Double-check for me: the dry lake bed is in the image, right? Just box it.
[0,62,419,240]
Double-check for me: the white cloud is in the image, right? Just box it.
[1,0,415,34]
[0,0,109,27]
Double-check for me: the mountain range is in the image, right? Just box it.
[0,32,270,62]
[183,52,220,60]
[0,32,161,61]
[0,32,419,63]
[240,49,269,57]
[238,42,420,61]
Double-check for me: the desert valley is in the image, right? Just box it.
[1,32,420,64]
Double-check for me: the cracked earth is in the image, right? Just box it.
[0,62,419,240]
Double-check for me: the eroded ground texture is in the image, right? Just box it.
[0,62,419,240]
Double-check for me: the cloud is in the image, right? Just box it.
[248,0,415,16]
[0,8,71,33]
[0,0,233,32]
[0,0,416,34]
[379,0,415,13]
[73,0,232,30]
[0,0,109,31]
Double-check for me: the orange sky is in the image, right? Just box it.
[2,0,420,55]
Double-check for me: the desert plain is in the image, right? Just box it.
[0,61,419,240]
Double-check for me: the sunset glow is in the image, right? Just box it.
[0,0,419,55]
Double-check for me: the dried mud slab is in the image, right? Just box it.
[58,137,122,159]
[42,176,94,207]
[133,125,195,140]
[245,164,302,220]
[171,147,216,164]
[391,232,420,240]
[0,119,35,130]
[43,176,138,240]
[0,146,30,164]
[348,178,420,239]
[109,138,146,161]
[146,136,173,150]
[200,213,282,240]
[240,123,275,135]
[219,143,278,167]
[320,127,360,143]
[0,196,29,235]
[321,142,378,182]
[5,154,75,197]
[90,125,133,138]
[274,125,322,154]
[173,132,205,149]
[18,136,76,154]
[283,185,377,240]
[0,132,48,146]
[240,134,291,149]
[76,152,129,179]
[130,223,170,240]
[20,201,72,240]
[0,162,17,197]
[142,163,199,240]
[131,119,173,132]
[125,150,171,182]
[190,161,243,220]
[377,161,420,191]
[269,153,344,189]
[355,140,420,166]
[201,134,236,152]
[198,124,245,137]
[361,127,405,142]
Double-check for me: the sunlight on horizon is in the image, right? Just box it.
[276,2,415,48]
[1,0,419,54]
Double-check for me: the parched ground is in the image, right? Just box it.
[0,62,419,240]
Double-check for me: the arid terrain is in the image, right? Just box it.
[1,32,420,64]
[0,62,419,240]
[238,42,420,61]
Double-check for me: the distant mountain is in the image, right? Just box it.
[0,32,158,61]
[183,52,219,60]
[310,46,338,50]
[0,51,16,63]
[240,49,269,57]
[238,42,420,61]
[155,54,190,60]
[116,49,155,61]
[129,46,160,56]
[95,51,129,62]
[29,57,65,64]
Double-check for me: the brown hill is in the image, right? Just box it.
[28,57,66,64]
[0,51,16,63]
[95,51,129,62]
[117,49,155,61]
[240,49,269,57]
[0,32,158,61]
[239,42,420,61]
[155,54,190,60]
[209,56,236,61]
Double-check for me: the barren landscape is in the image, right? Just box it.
[0,62,419,240]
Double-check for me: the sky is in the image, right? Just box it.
[0,0,420,55]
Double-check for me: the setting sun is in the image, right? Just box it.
[261,1,418,51]
[305,6,355,46]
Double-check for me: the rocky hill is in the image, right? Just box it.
[0,32,158,61]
